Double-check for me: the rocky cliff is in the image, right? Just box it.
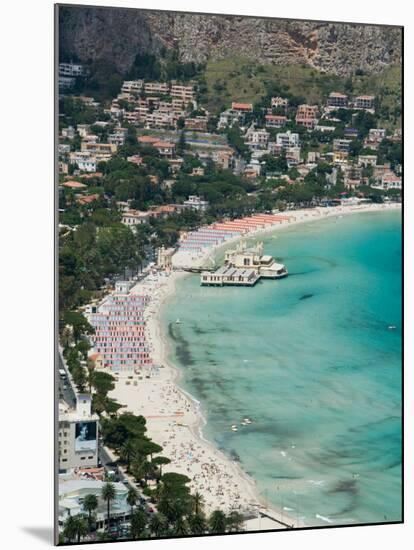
[59,6,402,76]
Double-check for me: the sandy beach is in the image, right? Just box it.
[107,201,400,531]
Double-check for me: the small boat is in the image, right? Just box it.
[243,418,252,424]
[231,425,238,432]
[176,318,181,324]
[388,325,396,330]
[241,421,248,426]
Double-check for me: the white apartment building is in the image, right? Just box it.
[58,395,99,471]
[333,139,352,152]
[59,62,86,77]
[69,151,97,172]
[247,130,270,150]
[276,130,300,148]
[183,195,209,212]
[58,478,130,531]
[121,209,151,226]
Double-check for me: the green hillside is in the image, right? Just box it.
[201,58,401,128]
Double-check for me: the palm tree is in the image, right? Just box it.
[226,510,244,532]
[60,326,73,350]
[63,515,88,543]
[127,487,138,517]
[102,482,116,532]
[188,513,207,535]
[172,516,188,536]
[63,515,77,543]
[208,510,227,534]
[74,516,88,543]
[83,493,98,530]
[191,491,205,516]
[149,513,168,538]
[130,508,147,539]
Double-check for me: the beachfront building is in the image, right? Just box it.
[157,246,175,270]
[201,266,260,286]
[201,241,287,286]
[58,478,130,532]
[89,294,152,372]
[224,241,288,279]
[58,395,99,472]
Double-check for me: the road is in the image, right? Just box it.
[57,352,76,407]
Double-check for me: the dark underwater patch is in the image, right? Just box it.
[299,293,314,301]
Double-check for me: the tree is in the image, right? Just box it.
[132,459,155,487]
[208,510,227,534]
[275,200,287,212]
[176,131,187,155]
[102,482,116,532]
[171,516,188,536]
[226,510,244,532]
[130,508,148,539]
[120,440,136,469]
[149,512,168,538]
[127,487,138,517]
[188,513,207,535]
[191,491,205,516]
[63,515,88,543]
[152,456,171,479]
[72,365,87,392]
[62,311,94,342]
[60,326,73,350]
[62,515,78,543]
[83,494,98,530]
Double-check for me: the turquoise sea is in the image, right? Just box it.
[162,210,402,527]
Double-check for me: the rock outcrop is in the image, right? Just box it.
[59,6,402,76]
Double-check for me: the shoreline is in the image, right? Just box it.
[108,202,400,531]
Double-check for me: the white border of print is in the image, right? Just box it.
[1,1,411,549]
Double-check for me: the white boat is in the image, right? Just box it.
[388,325,396,330]
[231,424,238,432]
[243,418,252,424]
[176,318,181,324]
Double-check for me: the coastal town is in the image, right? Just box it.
[57,49,402,543]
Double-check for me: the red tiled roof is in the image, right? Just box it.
[231,102,253,110]
[62,180,87,189]
[138,135,159,144]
